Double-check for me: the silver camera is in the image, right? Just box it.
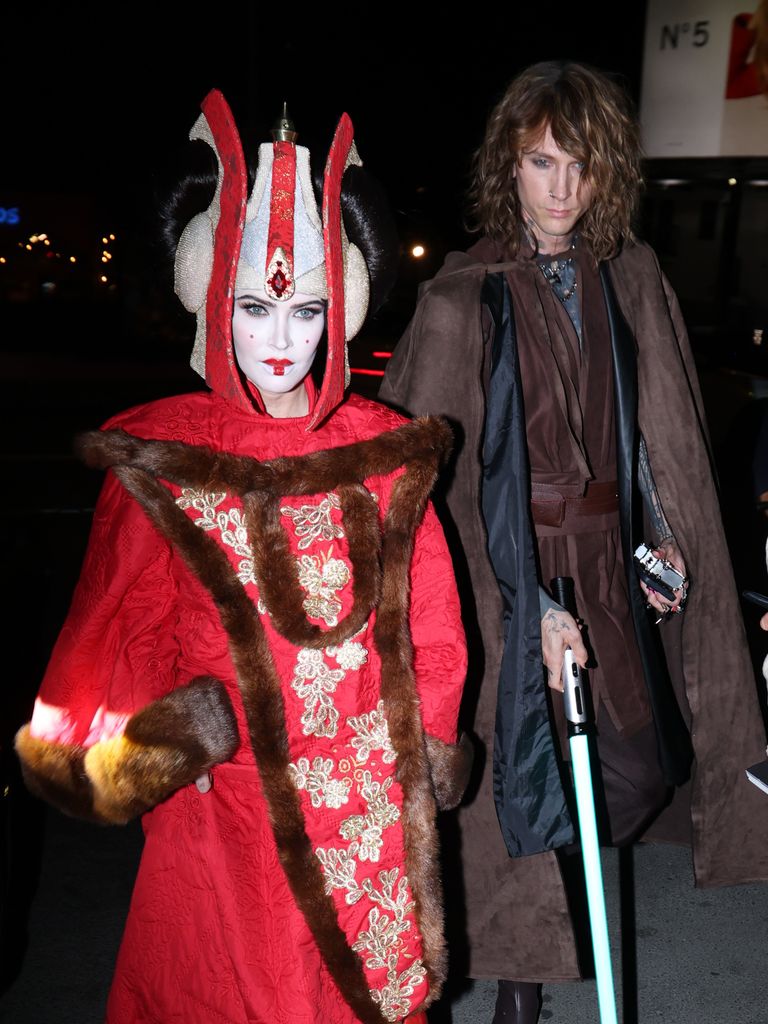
[633,542,687,602]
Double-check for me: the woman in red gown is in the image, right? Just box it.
[16,92,468,1024]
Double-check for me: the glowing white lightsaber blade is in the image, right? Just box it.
[569,726,618,1024]
[553,575,618,1024]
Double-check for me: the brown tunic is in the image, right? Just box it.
[509,249,651,738]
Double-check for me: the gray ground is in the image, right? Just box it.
[451,842,768,1024]
[2,811,766,1023]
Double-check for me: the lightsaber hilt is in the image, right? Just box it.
[550,576,589,730]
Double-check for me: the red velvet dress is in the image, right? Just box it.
[28,386,466,1023]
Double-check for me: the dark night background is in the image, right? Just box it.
[2,6,649,218]
[0,4,649,330]
[3,3,768,1020]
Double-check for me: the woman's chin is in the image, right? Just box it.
[248,374,310,418]
[251,374,305,398]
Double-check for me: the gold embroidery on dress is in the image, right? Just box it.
[289,628,370,740]
[314,846,364,904]
[280,492,344,550]
[179,491,354,626]
[291,649,345,737]
[289,756,352,809]
[176,489,258,589]
[179,486,423,1012]
[339,772,400,863]
[357,869,427,1020]
[326,634,368,672]
[348,701,396,765]
[371,958,428,1022]
[310,698,425,1016]
[297,547,351,626]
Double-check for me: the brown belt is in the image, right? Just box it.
[530,480,619,529]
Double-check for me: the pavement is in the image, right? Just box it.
[449,841,768,1024]
[1,809,767,1023]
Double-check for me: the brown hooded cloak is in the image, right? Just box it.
[380,239,768,980]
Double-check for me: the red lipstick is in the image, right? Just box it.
[264,358,293,377]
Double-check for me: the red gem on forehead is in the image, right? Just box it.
[269,261,290,298]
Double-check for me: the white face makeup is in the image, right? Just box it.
[514,124,594,255]
[232,289,326,413]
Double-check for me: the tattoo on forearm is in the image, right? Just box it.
[638,435,672,543]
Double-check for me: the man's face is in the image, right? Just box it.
[513,124,593,254]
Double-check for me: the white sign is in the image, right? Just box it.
[641,0,768,157]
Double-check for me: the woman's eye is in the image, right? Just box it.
[294,307,320,320]
[532,158,550,169]
[573,162,585,173]
[241,303,268,317]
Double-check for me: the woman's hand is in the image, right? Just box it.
[640,539,688,616]
[541,608,589,692]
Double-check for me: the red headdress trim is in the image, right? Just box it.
[265,142,297,300]
[200,90,251,412]
[308,113,355,430]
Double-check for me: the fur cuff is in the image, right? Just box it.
[17,677,239,825]
[425,733,474,811]
[87,676,239,823]
[15,726,97,821]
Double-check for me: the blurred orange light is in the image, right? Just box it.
[411,244,426,258]
[109,233,115,240]
[25,244,32,250]
[100,275,108,283]
[0,257,6,264]
[69,256,76,263]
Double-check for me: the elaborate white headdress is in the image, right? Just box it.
[173,91,370,429]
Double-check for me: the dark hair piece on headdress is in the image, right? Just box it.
[338,164,399,317]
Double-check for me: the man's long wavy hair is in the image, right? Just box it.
[468,61,643,261]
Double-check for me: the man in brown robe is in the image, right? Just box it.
[381,61,768,1023]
